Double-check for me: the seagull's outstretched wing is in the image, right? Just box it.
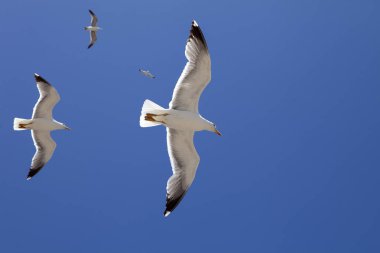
[28,131,57,180]
[146,71,156,79]
[88,31,97,49]
[89,9,98,26]
[169,20,211,113]
[139,69,156,79]
[165,128,200,216]
[32,74,60,120]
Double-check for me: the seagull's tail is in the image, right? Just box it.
[140,99,166,127]
[13,118,32,131]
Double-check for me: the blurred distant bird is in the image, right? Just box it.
[139,69,156,79]
[84,9,102,49]
[140,21,221,217]
[14,74,70,180]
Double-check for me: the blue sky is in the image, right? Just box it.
[0,0,379,252]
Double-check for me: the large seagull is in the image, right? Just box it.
[14,74,70,180]
[140,20,221,216]
[84,9,102,49]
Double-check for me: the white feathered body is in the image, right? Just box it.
[162,110,209,131]
[14,118,66,131]
[85,26,101,31]
[140,99,211,131]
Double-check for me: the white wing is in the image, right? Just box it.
[88,31,97,49]
[165,128,200,216]
[32,74,60,120]
[89,9,98,26]
[28,130,56,180]
[169,20,211,112]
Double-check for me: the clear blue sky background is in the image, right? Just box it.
[0,0,379,252]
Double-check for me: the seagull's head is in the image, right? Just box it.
[208,122,221,136]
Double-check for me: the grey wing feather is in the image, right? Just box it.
[32,74,60,120]
[89,10,98,26]
[165,128,200,216]
[169,20,211,113]
[88,31,97,48]
[28,131,56,179]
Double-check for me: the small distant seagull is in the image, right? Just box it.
[84,9,102,49]
[14,74,70,180]
[139,69,156,79]
[140,21,221,216]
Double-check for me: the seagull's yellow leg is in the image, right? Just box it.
[145,113,169,124]
[18,123,31,129]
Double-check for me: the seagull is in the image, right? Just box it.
[13,74,70,180]
[140,20,221,217]
[139,69,156,79]
[84,9,102,49]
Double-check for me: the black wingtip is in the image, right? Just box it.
[88,43,93,49]
[188,20,208,49]
[34,73,50,84]
[164,192,187,217]
[26,167,43,180]
[164,210,171,217]
[89,9,95,15]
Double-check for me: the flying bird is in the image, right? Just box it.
[140,20,221,217]
[139,69,156,79]
[14,74,70,180]
[84,9,102,49]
